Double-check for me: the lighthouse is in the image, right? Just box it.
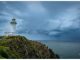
[10,18,17,35]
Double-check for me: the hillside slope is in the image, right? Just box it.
[0,36,59,59]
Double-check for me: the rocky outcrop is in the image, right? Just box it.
[0,36,59,59]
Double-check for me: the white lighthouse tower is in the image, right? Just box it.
[10,18,17,35]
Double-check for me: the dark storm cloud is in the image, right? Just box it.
[0,1,80,40]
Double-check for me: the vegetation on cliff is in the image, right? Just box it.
[0,36,59,59]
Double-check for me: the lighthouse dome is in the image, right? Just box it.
[10,18,17,24]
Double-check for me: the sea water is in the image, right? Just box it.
[39,40,80,59]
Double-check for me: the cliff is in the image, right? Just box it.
[0,36,59,59]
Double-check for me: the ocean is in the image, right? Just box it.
[38,40,80,59]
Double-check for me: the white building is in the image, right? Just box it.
[5,18,17,36]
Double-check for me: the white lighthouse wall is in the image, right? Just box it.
[10,24,16,35]
[4,23,16,36]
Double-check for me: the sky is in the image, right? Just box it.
[0,1,80,41]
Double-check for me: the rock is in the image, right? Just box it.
[0,36,59,59]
